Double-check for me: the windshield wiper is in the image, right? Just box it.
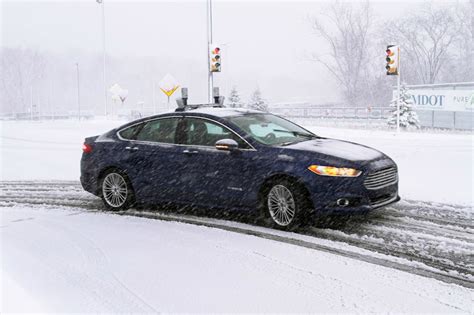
[279,140,302,146]
[272,129,318,139]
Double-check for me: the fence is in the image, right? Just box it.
[0,111,95,121]
[270,105,473,130]
[2,105,472,130]
[271,106,390,120]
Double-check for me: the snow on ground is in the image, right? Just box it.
[0,119,125,180]
[1,206,471,313]
[1,118,472,205]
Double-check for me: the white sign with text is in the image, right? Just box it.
[402,89,474,112]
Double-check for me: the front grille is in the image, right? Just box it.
[364,166,398,190]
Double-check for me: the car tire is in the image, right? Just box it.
[260,179,311,230]
[100,169,135,211]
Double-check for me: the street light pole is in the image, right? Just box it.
[97,0,108,116]
[76,63,81,120]
[207,0,213,103]
[152,80,157,115]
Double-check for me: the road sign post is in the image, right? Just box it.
[159,74,179,111]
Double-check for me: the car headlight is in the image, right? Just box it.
[308,165,361,177]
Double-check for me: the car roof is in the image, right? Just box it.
[182,106,264,118]
[116,107,265,131]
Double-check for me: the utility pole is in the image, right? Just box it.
[97,0,108,116]
[76,63,81,120]
[207,0,213,103]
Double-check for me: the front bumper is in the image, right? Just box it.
[312,190,400,215]
[304,161,400,215]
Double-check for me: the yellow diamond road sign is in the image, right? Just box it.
[159,74,179,97]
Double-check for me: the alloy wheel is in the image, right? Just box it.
[102,172,128,208]
[267,184,296,226]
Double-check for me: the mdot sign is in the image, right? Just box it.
[397,90,474,112]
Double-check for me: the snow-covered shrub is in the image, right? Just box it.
[227,86,243,108]
[248,88,268,112]
[387,84,420,129]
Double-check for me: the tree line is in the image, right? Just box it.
[1,1,471,115]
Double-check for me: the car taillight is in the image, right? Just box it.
[82,143,92,153]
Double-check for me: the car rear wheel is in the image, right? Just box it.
[261,179,310,230]
[100,170,134,211]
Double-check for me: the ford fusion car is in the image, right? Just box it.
[80,106,400,229]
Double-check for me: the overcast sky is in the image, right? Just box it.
[0,0,460,104]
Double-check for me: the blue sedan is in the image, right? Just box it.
[80,107,400,229]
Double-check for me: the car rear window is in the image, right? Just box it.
[135,118,179,143]
[119,124,142,140]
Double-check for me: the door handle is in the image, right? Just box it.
[125,146,139,151]
[183,149,199,155]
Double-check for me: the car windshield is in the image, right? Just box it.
[228,113,318,146]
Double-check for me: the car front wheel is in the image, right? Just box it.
[262,179,309,230]
[100,169,134,211]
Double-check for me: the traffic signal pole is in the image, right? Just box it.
[396,47,401,134]
[207,0,214,103]
[386,45,401,133]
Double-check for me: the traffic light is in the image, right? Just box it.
[210,46,221,72]
[386,45,399,75]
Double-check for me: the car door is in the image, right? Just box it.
[121,116,184,202]
[177,116,258,208]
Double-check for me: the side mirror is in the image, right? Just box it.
[215,139,238,151]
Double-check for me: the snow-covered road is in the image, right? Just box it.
[1,197,472,313]
[1,181,473,312]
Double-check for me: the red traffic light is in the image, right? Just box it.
[385,45,399,76]
[210,45,222,72]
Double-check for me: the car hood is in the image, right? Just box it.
[283,138,384,162]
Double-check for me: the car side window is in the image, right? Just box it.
[183,117,249,148]
[135,118,179,143]
[119,124,143,140]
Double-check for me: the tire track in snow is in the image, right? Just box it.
[1,181,473,288]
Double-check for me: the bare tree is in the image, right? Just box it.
[386,3,461,84]
[441,1,473,82]
[309,1,374,106]
[0,48,46,114]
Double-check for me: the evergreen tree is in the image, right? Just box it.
[248,88,268,112]
[227,86,243,108]
[387,84,421,129]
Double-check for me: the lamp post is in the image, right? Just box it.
[76,63,81,120]
[97,0,108,116]
[207,0,213,103]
